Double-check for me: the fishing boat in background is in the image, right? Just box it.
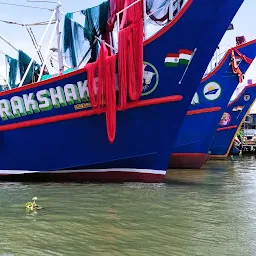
[210,83,256,158]
[0,0,245,182]
[169,38,256,169]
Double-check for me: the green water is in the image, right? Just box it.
[1,156,256,255]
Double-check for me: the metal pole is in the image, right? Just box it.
[51,56,70,69]
[38,16,59,81]
[0,34,19,52]
[116,0,141,32]
[4,57,11,89]
[19,9,56,87]
[168,0,173,20]
[55,1,64,72]
[117,12,120,33]
[143,0,147,39]
[215,49,218,67]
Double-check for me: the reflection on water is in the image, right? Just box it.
[1,156,256,255]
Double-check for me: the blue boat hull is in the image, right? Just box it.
[0,0,244,182]
[170,39,256,169]
[210,85,256,158]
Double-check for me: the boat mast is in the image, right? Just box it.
[19,8,57,87]
[55,1,64,72]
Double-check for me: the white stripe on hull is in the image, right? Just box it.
[179,53,192,61]
[0,168,166,176]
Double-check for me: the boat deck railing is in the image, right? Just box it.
[203,50,229,77]
[116,0,188,40]
[3,0,188,91]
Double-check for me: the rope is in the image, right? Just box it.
[0,1,53,11]
[230,49,253,84]
[0,19,56,26]
[231,48,253,83]
[233,48,253,65]
[231,50,243,83]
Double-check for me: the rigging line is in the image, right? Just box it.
[27,0,60,3]
[0,1,53,10]
[0,49,6,55]
[29,27,45,63]
[28,26,50,74]
[26,26,44,65]
[0,19,56,26]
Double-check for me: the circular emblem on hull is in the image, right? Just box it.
[244,95,250,101]
[220,112,231,126]
[203,82,222,101]
[142,61,159,96]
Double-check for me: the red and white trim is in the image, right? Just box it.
[0,168,166,183]
[49,168,166,175]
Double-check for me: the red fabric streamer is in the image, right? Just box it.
[105,55,117,143]
[231,50,244,83]
[106,0,126,32]
[118,0,144,110]
[234,48,253,64]
[85,41,117,143]
[85,0,144,142]
[231,49,253,83]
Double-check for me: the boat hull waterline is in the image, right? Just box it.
[210,84,256,158]
[0,0,245,182]
[170,39,256,169]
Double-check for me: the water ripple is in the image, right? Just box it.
[0,156,256,255]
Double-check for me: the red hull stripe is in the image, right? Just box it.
[179,49,193,55]
[166,53,179,58]
[170,153,207,169]
[186,107,221,116]
[0,95,183,132]
[0,169,166,183]
[217,125,238,131]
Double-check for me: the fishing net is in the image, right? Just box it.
[18,50,41,85]
[63,13,87,68]
[81,1,110,60]
[63,1,110,68]
[5,55,19,88]
[5,51,41,88]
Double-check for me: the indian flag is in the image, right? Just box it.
[165,49,193,67]
[233,106,244,112]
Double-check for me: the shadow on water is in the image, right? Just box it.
[165,156,237,186]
